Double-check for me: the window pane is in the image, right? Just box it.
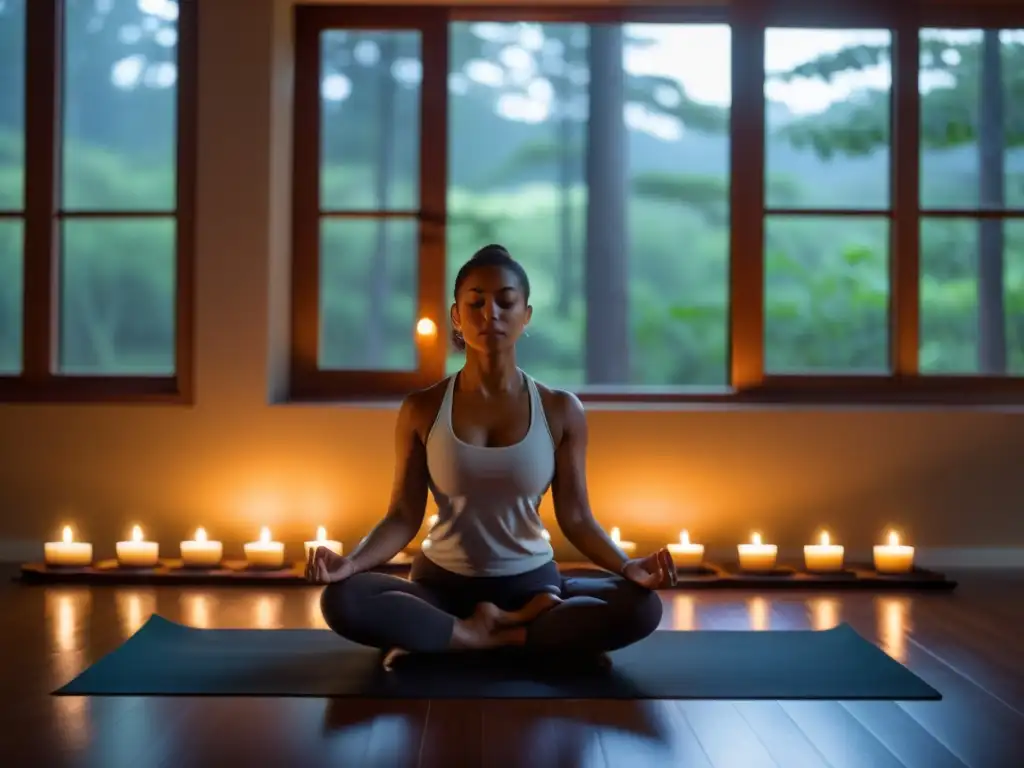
[59,218,176,374]
[765,216,890,373]
[446,22,731,388]
[320,218,419,370]
[920,29,1024,210]
[320,30,421,212]
[62,0,178,211]
[765,29,892,210]
[0,220,22,373]
[920,217,1024,374]
[0,0,25,210]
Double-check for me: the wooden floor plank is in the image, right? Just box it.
[586,699,713,768]
[678,701,779,768]
[840,701,967,768]
[841,595,1024,768]
[734,701,833,768]
[418,700,484,767]
[904,594,1024,714]
[3,569,1024,768]
[480,699,567,768]
[779,700,906,768]
[783,593,968,768]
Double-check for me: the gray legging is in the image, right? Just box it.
[320,555,663,654]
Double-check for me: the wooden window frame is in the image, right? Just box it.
[290,0,1024,406]
[0,0,197,404]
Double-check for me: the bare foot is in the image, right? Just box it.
[450,610,527,650]
[475,593,563,630]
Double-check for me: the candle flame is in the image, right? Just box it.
[416,317,437,337]
[610,527,621,544]
[820,531,830,546]
[132,525,143,543]
[680,530,690,546]
[260,527,271,544]
[316,526,326,541]
[751,532,761,546]
[62,526,73,544]
[888,530,900,547]
[428,514,438,528]
[195,527,207,543]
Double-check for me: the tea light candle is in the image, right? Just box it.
[873,530,915,574]
[738,532,777,571]
[610,527,636,556]
[116,525,160,568]
[244,526,285,569]
[804,530,845,572]
[303,526,343,559]
[44,525,93,568]
[180,527,223,568]
[667,530,704,569]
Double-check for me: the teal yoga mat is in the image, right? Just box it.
[55,615,940,700]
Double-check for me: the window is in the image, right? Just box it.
[292,9,447,398]
[919,28,1024,377]
[0,0,25,374]
[291,4,1024,405]
[0,0,195,402]
[446,21,732,390]
[763,28,892,375]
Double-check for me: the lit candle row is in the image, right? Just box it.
[607,528,914,575]
[44,525,344,570]
[44,524,917,576]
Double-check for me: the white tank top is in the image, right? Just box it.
[422,372,556,577]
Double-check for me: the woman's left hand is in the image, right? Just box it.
[622,548,678,589]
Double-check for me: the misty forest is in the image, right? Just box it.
[0,1,1022,387]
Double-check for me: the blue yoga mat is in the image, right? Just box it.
[55,615,940,700]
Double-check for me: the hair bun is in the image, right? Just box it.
[474,244,510,260]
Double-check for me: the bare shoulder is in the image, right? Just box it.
[399,378,450,442]
[534,380,587,448]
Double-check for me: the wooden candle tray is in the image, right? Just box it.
[18,559,957,591]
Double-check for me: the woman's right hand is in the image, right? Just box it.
[305,545,356,584]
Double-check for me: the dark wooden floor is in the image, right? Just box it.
[3,569,1024,768]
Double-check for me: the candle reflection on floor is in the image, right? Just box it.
[45,589,91,751]
[180,592,217,629]
[748,596,770,630]
[307,589,329,629]
[116,589,157,638]
[809,597,841,630]
[254,593,284,629]
[669,594,697,630]
[877,595,909,663]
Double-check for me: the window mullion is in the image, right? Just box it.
[728,8,766,390]
[417,12,450,385]
[174,0,199,399]
[890,19,921,377]
[290,9,326,384]
[22,0,61,381]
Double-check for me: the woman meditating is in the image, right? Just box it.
[306,244,677,665]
